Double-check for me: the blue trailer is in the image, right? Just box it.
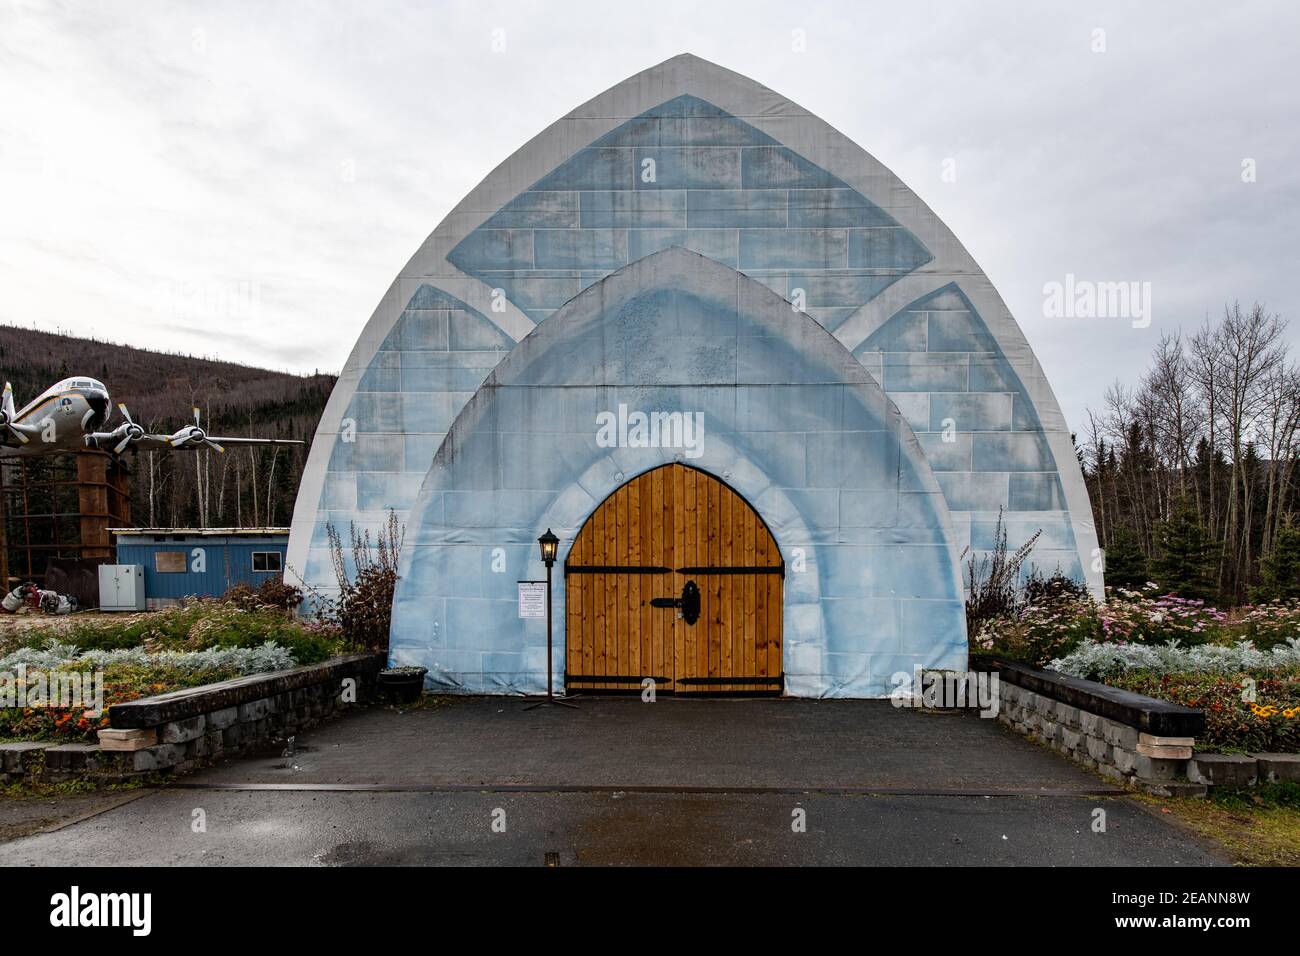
[110,528,289,607]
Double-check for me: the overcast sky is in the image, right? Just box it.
[1,0,1296,434]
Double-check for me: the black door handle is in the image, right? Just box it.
[650,580,700,626]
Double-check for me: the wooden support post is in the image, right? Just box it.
[0,461,9,591]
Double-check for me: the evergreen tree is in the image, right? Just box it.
[1255,516,1300,602]
[1103,526,1148,590]
[1152,498,1217,600]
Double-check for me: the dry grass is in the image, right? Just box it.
[0,610,149,656]
[1137,784,1300,866]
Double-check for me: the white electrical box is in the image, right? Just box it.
[98,564,146,612]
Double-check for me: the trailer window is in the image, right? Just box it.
[252,551,282,573]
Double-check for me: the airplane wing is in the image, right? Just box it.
[85,405,303,455]
[199,436,304,447]
[157,434,305,450]
[93,432,305,453]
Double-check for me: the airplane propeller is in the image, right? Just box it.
[167,407,225,453]
[111,404,145,455]
[0,382,29,445]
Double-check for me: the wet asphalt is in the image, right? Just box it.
[0,698,1225,866]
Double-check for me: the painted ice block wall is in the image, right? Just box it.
[389,249,967,696]
[286,55,1101,695]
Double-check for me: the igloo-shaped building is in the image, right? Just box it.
[286,54,1100,698]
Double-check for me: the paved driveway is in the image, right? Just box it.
[0,698,1225,866]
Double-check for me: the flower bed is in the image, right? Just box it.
[1102,671,1300,754]
[975,585,1300,753]
[1234,600,1300,650]
[1099,589,1228,645]
[975,585,1300,669]
[971,594,1097,666]
[1,599,347,745]
[1,600,341,663]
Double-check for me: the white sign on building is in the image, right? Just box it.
[517,581,547,619]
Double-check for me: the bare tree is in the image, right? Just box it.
[1258,362,1300,555]
[1189,316,1226,537]
[1216,303,1286,597]
[1086,302,1294,603]
[1142,333,1201,505]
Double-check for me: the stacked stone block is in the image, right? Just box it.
[0,653,383,786]
[995,678,1292,797]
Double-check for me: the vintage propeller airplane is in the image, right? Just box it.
[0,376,303,460]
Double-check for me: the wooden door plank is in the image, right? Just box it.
[731,496,744,691]
[673,464,686,691]
[695,468,708,686]
[681,468,691,691]
[582,519,595,683]
[605,499,618,691]
[639,478,655,686]
[719,483,733,684]
[755,521,769,679]
[700,476,710,680]
[769,565,783,684]
[591,505,605,689]
[712,478,722,681]
[744,506,757,683]
[566,525,583,685]
[614,483,627,684]
[621,486,637,681]
[652,466,665,689]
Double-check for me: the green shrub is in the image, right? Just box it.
[1210,782,1300,811]
[17,600,342,662]
[1152,497,1219,601]
[1254,517,1300,603]
[1022,569,1090,605]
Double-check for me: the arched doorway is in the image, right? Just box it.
[564,463,783,696]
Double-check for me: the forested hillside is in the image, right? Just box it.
[0,325,334,529]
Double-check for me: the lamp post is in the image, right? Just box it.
[524,529,577,710]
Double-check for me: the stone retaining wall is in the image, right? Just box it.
[979,656,1300,797]
[0,652,384,786]
[997,681,1205,796]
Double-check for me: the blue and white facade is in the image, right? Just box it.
[113,528,289,606]
[286,55,1101,697]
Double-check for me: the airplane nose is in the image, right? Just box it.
[87,392,109,429]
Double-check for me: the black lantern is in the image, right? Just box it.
[524,528,576,710]
[538,528,559,568]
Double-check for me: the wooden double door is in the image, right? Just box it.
[564,464,783,695]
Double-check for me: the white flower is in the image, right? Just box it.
[1049,637,1300,679]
